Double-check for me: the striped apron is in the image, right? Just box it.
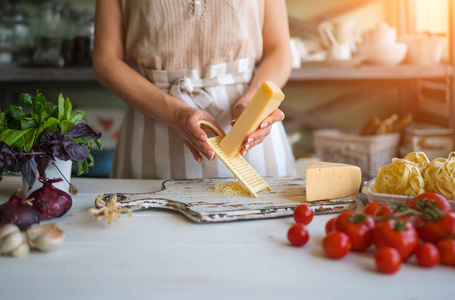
[110,58,296,179]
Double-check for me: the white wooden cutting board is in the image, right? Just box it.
[97,177,357,223]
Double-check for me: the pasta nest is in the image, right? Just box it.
[373,151,455,199]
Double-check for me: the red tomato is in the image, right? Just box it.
[437,239,455,266]
[417,212,455,244]
[335,210,375,251]
[325,217,337,234]
[409,192,453,213]
[375,247,402,274]
[293,204,314,225]
[374,219,418,261]
[287,224,310,247]
[375,205,394,217]
[323,231,351,259]
[415,243,440,268]
[364,203,381,215]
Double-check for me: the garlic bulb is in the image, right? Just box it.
[26,222,65,252]
[0,224,30,257]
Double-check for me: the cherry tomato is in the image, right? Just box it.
[375,247,402,274]
[374,219,418,261]
[417,212,455,244]
[287,224,310,247]
[323,231,351,259]
[437,239,455,266]
[364,203,381,215]
[293,204,314,225]
[415,243,440,268]
[335,210,375,251]
[409,192,453,213]
[374,205,394,217]
[325,217,337,234]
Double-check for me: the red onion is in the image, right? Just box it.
[30,177,73,220]
[0,190,40,231]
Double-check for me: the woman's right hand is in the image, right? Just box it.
[173,107,222,163]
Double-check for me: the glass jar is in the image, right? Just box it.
[32,35,64,67]
[70,10,93,66]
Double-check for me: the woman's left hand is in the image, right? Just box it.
[231,100,285,156]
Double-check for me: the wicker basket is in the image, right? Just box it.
[312,129,400,180]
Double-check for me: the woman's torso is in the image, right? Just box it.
[111,0,296,179]
[121,0,265,70]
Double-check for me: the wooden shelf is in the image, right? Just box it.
[290,64,454,81]
[0,66,97,82]
[1,65,453,83]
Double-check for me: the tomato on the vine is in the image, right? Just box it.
[335,210,375,251]
[409,192,453,213]
[415,243,440,268]
[374,205,394,217]
[325,217,337,234]
[375,247,401,274]
[323,231,351,259]
[437,239,455,266]
[364,203,381,216]
[287,224,310,247]
[417,212,455,244]
[293,204,314,225]
[374,219,418,261]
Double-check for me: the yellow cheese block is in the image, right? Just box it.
[219,81,285,157]
[305,161,361,201]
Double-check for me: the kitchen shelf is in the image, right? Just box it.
[290,64,454,81]
[0,66,97,82]
[1,64,453,82]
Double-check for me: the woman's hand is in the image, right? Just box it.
[231,99,285,156]
[173,107,222,163]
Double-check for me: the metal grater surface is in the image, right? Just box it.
[207,136,271,197]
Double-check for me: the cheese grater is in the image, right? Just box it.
[198,120,271,198]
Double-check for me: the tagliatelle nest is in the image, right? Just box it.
[424,155,455,200]
[88,194,133,225]
[402,151,430,173]
[373,157,425,197]
[373,151,455,199]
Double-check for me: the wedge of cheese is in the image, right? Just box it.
[219,81,285,157]
[305,161,361,201]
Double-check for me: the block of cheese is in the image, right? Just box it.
[305,161,361,201]
[219,81,285,157]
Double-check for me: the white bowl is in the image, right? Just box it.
[358,43,407,66]
[362,178,455,210]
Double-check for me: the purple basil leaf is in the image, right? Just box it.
[21,156,37,190]
[36,155,51,178]
[67,123,101,140]
[63,140,89,162]
[49,144,71,161]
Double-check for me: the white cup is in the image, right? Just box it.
[328,42,352,61]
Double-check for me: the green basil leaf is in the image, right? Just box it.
[19,128,37,152]
[20,118,38,130]
[19,93,33,106]
[0,128,33,148]
[71,110,86,124]
[34,117,60,141]
[60,120,75,135]
[57,93,65,121]
[64,97,72,120]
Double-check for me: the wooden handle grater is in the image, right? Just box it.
[198,120,271,198]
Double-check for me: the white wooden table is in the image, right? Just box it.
[0,176,453,300]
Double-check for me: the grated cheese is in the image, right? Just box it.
[209,181,249,196]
